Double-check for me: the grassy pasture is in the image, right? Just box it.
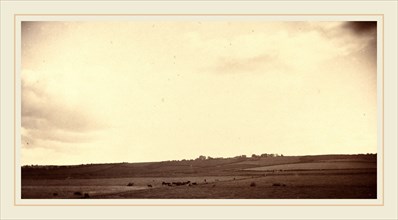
[246,161,377,171]
[93,172,376,199]
[21,154,377,199]
[22,176,246,199]
[22,186,147,199]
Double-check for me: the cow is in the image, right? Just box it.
[162,182,172,186]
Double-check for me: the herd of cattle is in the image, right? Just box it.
[161,181,197,187]
[128,178,286,189]
[127,180,199,188]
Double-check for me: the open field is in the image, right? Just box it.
[246,161,376,171]
[21,154,377,199]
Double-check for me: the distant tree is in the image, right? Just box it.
[207,156,213,160]
[252,154,258,158]
[196,155,207,160]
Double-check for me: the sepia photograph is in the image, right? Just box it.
[2,0,397,218]
[20,20,378,200]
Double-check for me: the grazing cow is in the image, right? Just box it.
[147,184,152,187]
[192,182,197,185]
[162,182,172,186]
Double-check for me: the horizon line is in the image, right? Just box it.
[21,152,377,167]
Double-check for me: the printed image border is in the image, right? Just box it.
[14,13,384,207]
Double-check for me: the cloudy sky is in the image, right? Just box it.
[21,21,377,165]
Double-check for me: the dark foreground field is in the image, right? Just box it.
[21,154,377,199]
